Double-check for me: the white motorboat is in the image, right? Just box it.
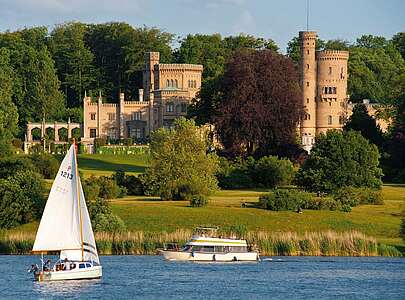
[31,143,102,281]
[159,227,259,262]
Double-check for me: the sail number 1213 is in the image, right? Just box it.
[61,171,73,180]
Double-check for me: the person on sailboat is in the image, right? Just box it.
[43,259,51,271]
[64,258,70,271]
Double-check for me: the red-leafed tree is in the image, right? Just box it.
[214,49,303,157]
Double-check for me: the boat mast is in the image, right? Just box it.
[73,139,85,261]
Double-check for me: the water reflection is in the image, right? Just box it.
[33,279,101,297]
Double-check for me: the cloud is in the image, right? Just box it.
[0,0,148,30]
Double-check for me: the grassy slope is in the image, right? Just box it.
[109,185,405,248]
[78,154,149,177]
[10,154,405,250]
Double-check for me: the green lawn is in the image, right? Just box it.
[78,153,149,177]
[108,184,405,248]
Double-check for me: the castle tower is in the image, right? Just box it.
[143,52,160,101]
[315,50,349,135]
[299,31,317,151]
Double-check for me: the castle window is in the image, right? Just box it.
[307,64,309,70]
[324,87,328,94]
[188,80,191,88]
[130,128,143,140]
[90,128,97,138]
[166,79,170,87]
[329,67,332,75]
[307,50,310,55]
[328,115,332,125]
[307,98,309,104]
[181,103,187,113]
[333,87,337,94]
[339,116,344,125]
[175,79,178,88]
[108,113,115,121]
[306,82,309,87]
[171,79,174,87]
[90,113,96,121]
[166,102,174,113]
[132,111,141,120]
[328,87,333,94]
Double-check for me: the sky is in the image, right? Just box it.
[0,0,404,52]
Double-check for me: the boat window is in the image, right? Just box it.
[86,263,91,268]
[79,263,86,269]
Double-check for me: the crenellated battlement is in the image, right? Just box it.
[317,50,349,60]
[299,31,317,41]
[155,64,203,72]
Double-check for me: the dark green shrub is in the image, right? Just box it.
[190,194,208,207]
[250,156,295,188]
[124,175,144,195]
[341,204,352,212]
[87,198,126,233]
[0,157,34,178]
[0,170,45,228]
[259,189,305,211]
[29,153,59,179]
[97,176,125,199]
[333,186,383,207]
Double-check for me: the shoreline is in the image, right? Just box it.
[1,230,403,257]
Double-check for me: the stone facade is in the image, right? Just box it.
[82,52,203,148]
[299,31,349,152]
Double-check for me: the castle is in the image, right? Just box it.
[81,52,203,150]
[299,31,350,152]
[77,31,386,153]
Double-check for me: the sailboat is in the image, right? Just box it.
[31,143,102,281]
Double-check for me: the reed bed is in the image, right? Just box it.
[0,230,401,257]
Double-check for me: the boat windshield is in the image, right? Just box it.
[193,227,219,237]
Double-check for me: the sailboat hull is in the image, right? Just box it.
[34,266,102,281]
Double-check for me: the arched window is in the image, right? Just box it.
[171,79,174,87]
[307,50,310,55]
[328,115,332,125]
[324,87,328,94]
[175,79,178,88]
[166,79,170,87]
[194,80,197,88]
[333,87,337,94]
[166,102,174,113]
[328,87,333,94]
[307,64,309,69]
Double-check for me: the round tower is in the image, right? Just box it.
[315,50,349,135]
[299,31,317,150]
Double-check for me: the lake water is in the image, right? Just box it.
[1,255,404,299]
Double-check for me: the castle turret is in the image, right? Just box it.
[299,31,317,151]
[315,50,349,134]
[143,52,160,101]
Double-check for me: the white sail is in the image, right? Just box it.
[33,144,99,263]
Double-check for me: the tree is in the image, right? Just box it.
[348,36,405,102]
[344,103,384,147]
[213,49,303,157]
[142,117,219,200]
[296,130,383,192]
[392,32,405,59]
[0,48,18,156]
[0,28,65,133]
[0,170,45,229]
[85,22,174,101]
[48,22,98,107]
